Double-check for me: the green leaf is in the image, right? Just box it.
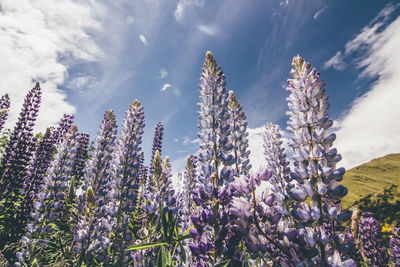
[157,246,167,267]
[214,260,230,267]
[176,234,192,242]
[183,225,194,236]
[125,242,168,251]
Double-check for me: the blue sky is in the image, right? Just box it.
[1,0,400,175]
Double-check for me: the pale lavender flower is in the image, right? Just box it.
[73,110,117,262]
[227,90,251,176]
[285,55,354,264]
[108,100,145,264]
[197,51,234,186]
[18,125,79,265]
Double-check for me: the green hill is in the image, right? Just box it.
[341,153,400,225]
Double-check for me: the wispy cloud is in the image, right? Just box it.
[161,83,172,91]
[313,6,327,20]
[174,0,204,23]
[323,51,346,71]
[332,4,400,168]
[197,24,218,36]
[0,0,103,132]
[182,135,199,146]
[139,34,148,45]
[280,0,289,7]
[67,76,98,91]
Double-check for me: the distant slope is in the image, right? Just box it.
[341,153,400,209]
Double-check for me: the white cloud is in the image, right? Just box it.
[323,51,346,71]
[174,0,204,23]
[181,135,199,146]
[333,6,400,169]
[0,0,102,132]
[247,126,266,170]
[139,34,147,45]
[161,83,172,92]
[345,4,398,55]
[313,6,327,20]
[197,24,218,36]
[279,0,289,7]
[182,136,191,145]
[68,76,98,91]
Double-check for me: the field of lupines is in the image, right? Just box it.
[0,52,399,267]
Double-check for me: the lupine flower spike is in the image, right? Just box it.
[228,90,251,177]
[108,100,145,264]
[285,55,354,265]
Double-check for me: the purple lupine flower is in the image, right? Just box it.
[390,228,400,266]
[358,213,389,266]
[36,125,79,223]
[107,99,145,264]
[227,91,251,176]
[191,52,240,265]
[0,94,10,133]
[229,169,294,265]
[73,110,117,263]
[0,83,41,244]
[160,156,176,210]
[18,126,79,265]
[263,123,292,218]
[285,55,354,265]
[52,113,74,144]
[144,151,176,223]
[72,132,89,183]
[150,122,164,172]
[197,51,234,186]
[16,128,57,239]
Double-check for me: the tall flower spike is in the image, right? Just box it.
[16,128,56,240]
[0,83,41,247]
[263,123,292,213]
[0,94,10,133]
[73,132,90,184]
[108,99,145,264]
[227,90,251,176]
[52,113,74,144]
[197,51,234,187]
[73,110,117,262]
[18,125,79,265]
[358,213,389,266]
[285,56,354,264]
[150,122,164,172]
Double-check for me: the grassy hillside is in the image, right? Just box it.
[341,153,400,215]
